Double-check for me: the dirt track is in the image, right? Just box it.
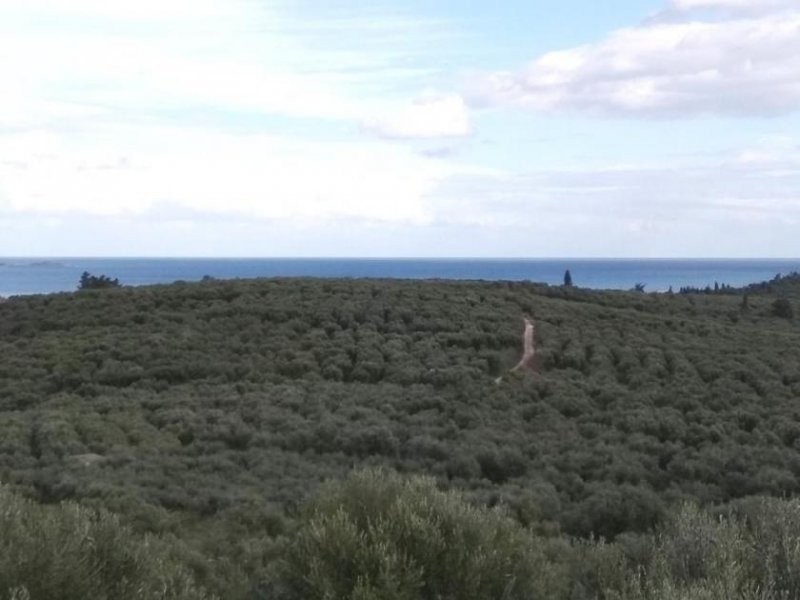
[495,317,536,383]
[511,317,536,372]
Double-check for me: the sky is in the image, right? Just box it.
[1,0,799,257]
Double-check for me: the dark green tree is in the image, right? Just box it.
[563,270,573,287]
[773,298,794,319]
[78,271,121,290]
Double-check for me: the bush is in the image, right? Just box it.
[608,500,800,600]
[772,298,794,319]
[0,487,213,600]
[272,469,567,600]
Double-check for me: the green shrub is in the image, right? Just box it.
[605,500,800,600]
[273,468,567,600]
[0,487,213,600]
[736,497,800,597]
[772,298,794,319]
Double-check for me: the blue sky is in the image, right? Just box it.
[1,0,799,257]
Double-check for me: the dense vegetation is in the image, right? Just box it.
[1,273,799,597]
[6,470,800,599]
[271,469,800,600]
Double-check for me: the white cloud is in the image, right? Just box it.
[0,7,359,128]
[30,0,235,20]
[0,0,479,233]
[0,0,455,129]
[363,95,471,139]
[427,137,800,242]
[671,0,795,14]
[0,125,473,224]
[3,0,799,258]
[475,4,800,117]
[2,130,799,257]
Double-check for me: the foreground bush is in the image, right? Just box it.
[606,498,800,600]
[267,469,800,600]
[272,468,567,600]
[6,467,800,600]
[0,487,213,600]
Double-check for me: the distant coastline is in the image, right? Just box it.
[29,260,66,268]
[2,257,800,298]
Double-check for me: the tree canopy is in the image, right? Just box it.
[0,273,799,596]
[78,271,121,290]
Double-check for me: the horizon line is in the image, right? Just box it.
[3,256,800,262]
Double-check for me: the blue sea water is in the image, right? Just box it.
[1,258,799,297]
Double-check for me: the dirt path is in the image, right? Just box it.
[511,317,536,372]
[495,316,536,383]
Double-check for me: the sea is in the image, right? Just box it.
[1,258,799,297]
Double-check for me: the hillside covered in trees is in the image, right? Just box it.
[1,274,799,598]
